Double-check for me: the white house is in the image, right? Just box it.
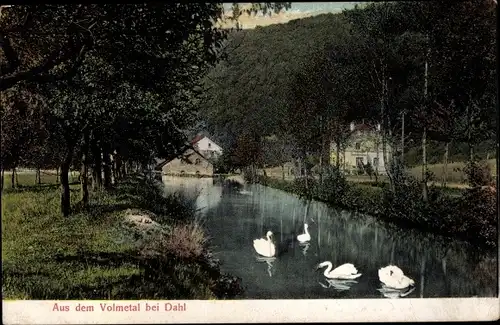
[191,134,223,159]
[330,121,392,175]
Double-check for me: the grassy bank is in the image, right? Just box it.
[2,174,242,300]
[254,168,496,251]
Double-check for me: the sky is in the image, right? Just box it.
[223,2,361,29]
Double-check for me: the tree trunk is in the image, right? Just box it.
[422,45,429,202]
[102,144,112,189]
[91,140,103,191]
[374,139,379,184]
[11,167,16,189]
[60,147,74,217]
[342,150,346,174]
[422,127,428,202]
[55,166,59,184]
[15,168,19,187]
[113,152,121,181]
[335,141,340,169]
[0,167,4,194]
[281,164,285,180]
[80,131,90,206]
[401,110,405,163]
[441,142,449,187]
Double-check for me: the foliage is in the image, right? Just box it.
[455,187,497,248]
[202,0,496,173]
[256,171,496,249]
[0,3,290,214]
[463,160,494,187]
[316,166,349,205]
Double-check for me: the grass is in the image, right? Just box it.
[408,158,497,184]
[2,169,80,188]
[262,158,497,192]
[2,174,241,300]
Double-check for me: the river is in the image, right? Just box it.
[161,176,497,299]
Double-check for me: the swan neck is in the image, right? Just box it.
[305,227,309,235]
[324,262,333,276]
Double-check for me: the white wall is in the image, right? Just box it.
[195,137,223,155]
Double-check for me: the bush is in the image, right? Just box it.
[455,186,497,247]
[140,222,208,260]
[317,166,349,205]
[292,175,317,200]
[382,162,424,224]
[463,160,493,187]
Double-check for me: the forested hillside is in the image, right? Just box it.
[201,2,496,168]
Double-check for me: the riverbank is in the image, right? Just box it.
[253,172,496,251]
[2,174,242,299]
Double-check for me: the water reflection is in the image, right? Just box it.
[256,256,276,277]
[319,279,359,292]
[162,177,497,299]
[299,242,310,256]
[377,285,416,299]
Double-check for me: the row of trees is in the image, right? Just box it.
[0,3,291,215]
[202,0,497,190]
[285,1,496,196]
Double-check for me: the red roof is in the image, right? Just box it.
[190,134,205,145]
[351,123,375,132]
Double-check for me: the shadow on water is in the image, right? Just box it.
[161,176,498,299]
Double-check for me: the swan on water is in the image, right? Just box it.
[319,279,359,292]
[316,262,362,280]
[378,265,415,290]
[297,223,311,243]
[253,231,276,257]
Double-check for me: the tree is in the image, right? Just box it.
[1,3,291,216]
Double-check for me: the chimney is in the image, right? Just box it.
[350,122,355,131]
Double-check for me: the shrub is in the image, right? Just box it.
[317,166,349,205]
[382,162,424,224]
[455,186,497,248]
[463,160,493,187]
[142,222,208,260]
[343,184,384,215]
[292,175,317,200]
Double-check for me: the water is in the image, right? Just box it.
[162,176,498,299]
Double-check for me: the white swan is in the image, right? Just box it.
[253,231,276,257]
[297,223,311,243]
[378,265,415,290]
[316,262,362,280]
[239,190,253,195]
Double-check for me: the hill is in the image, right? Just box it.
[200,4,496,167]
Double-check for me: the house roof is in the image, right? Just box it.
[352,123,373,132]
[154,146,211,170]
[190,134,205,145]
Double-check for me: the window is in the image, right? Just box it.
[355,142,361,150]
[180,159,185,165]
[373,158,379,167]
[356,157,364,167]
[195,158,201,165]
[208,143,211,148]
